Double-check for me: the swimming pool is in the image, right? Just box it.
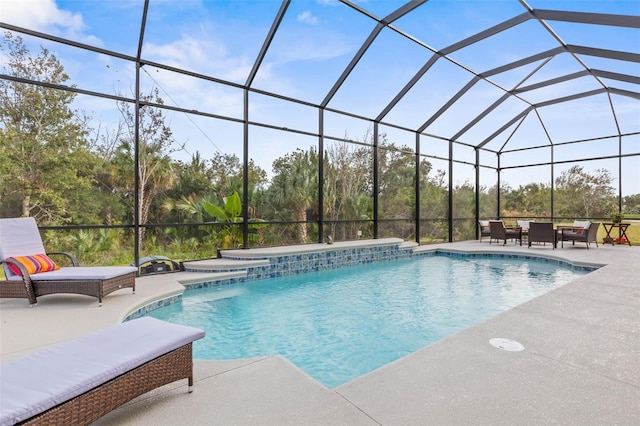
[147,253,590,388]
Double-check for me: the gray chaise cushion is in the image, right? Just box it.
[0,317,205,426]
[6,266,138,281]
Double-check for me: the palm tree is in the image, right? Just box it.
[268,148,318,244]
[113,89,181,248]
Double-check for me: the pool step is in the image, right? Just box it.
[172,270,246,285]
[399,241,419,249]
[182,258,269,272]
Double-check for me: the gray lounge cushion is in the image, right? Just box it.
[0,317,205,426]
[6,266,137,281]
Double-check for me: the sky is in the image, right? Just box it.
[1,0,639,195]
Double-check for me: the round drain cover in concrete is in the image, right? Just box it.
[489,338,524,352]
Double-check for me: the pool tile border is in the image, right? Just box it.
[124,294,182,321]
[190,244,416,280]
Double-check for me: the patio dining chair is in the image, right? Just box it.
[527,222,556,249]
[0,217,137,306]
[489,221,522,246]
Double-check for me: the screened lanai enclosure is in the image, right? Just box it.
[1,0,639,265]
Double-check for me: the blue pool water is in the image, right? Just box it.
[147,253,590,388]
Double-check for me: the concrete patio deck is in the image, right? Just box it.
[1,241,638,425]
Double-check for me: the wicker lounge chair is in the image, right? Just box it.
[528,222,556,249]
[0,317,205,425]
[0,217,136,306]
[559,221,600,249]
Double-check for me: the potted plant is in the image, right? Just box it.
[610,212,623,223]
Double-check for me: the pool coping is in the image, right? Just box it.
[419,247,604,270]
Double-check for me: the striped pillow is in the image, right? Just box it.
[7,254,60,276]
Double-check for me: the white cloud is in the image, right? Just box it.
[2,0,82,33]
[144,37,216,68]
[142,34,254,83]
[297,11,318,25]
[140,34,258,116]
[1,0,102,46]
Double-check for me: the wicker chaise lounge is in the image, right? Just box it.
[0,317,205,425]
[0,217,137,306]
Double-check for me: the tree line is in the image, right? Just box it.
[1,33,636,264]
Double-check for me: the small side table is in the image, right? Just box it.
[602,222,631,246]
